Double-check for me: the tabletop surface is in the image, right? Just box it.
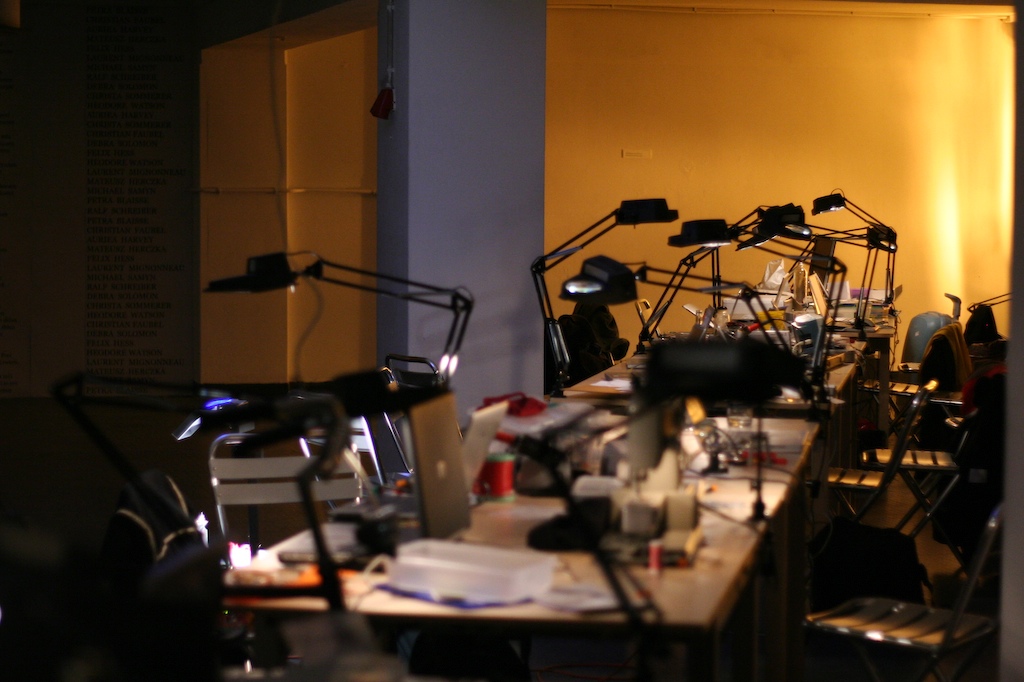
[224,418,819,640]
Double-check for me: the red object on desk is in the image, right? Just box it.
[482,392,547,417]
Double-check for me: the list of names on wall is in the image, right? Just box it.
[0,30,25,397]
[84,3,194,387]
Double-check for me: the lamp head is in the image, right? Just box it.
[560,255,638,305]
[737,203,812,250]
[867,224,898,253]
[668,219,731,248]
[614,198,679,225]
[205,252,299,293]
[172,397,247,441]
[812,193,847,215]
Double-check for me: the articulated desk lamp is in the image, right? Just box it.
[645,203,813,346]
[735,240,849,403]
[811,192,898,331]
[531,198,678,395]
[494,258,807,680]
[206,251,474,383]
[574,234,847,408]
[635,219,732,354]
[635,204,818,355]
[51,371,368,612]
[727,204,850,402]
[559,256,807,517]
[732,202,813,251]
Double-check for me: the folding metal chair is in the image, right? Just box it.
[374,354,443,478]
[828,380,937,520]
[858,412,973,570]
[860,322,970,439]
[208,431,361,549]
[806,504,1001,682]
[383,353,441,389]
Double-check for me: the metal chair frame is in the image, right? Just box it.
[859,419,973,570]
[828,380,938,521]
[374,354,443,479]
[208,431,361,548]
[806,504,1001,682]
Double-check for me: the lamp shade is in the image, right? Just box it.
[668,219,731,248]
[867,225,898,253]
[205,252,298,293]
[615,198,679,225]
[812,193,846,215]
[759,203,810,238]
[560,255,637,305]
[738,203,811,249]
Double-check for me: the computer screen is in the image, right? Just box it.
[809,236,836,284]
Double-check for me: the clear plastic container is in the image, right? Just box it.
[388,539,556,605]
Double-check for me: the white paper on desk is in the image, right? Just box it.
[758,259,787,292]
[535,584,619,612]
[592,378,632,392]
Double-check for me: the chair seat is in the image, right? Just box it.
[862,448,958,472]
[807,597,997,653]
[828,467,884,490]
[860,378,921,396]
[806,505,1001,682]
[861,379,963,407]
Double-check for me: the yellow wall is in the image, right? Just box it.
[546,4,1014,350]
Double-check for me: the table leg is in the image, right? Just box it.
[686,630,722,681]
[729,571,759,682]
[876,339,891,433]
[763,464,808,682]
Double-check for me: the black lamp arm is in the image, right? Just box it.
[970,292,1011,310]
[531,254,558,324]
[541,209,620,273]
[837,197,889,230]
[726,206,764,237]
[50,373,224,534]
[293,397,350,611]
[530,208,629,322]
[640,247,723,346]
[305,255,474,378]
[635,264,793,351]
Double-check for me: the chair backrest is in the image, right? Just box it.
[208,432,361,545]
[854,379,938,522]
[383,354,441,389]
[377,357,441,479]
[942,503,1002,647]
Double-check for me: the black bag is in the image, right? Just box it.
[557,311,612,385]
[964,303,1000,345]
[99,469,206,598]
[809,517,930,612]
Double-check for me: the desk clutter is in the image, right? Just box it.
[26,188,1011,681]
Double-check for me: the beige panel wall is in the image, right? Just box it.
[286,29,378,383]
[200,28,377,384]
[546,6,1014,350]
[200,42,291,383]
